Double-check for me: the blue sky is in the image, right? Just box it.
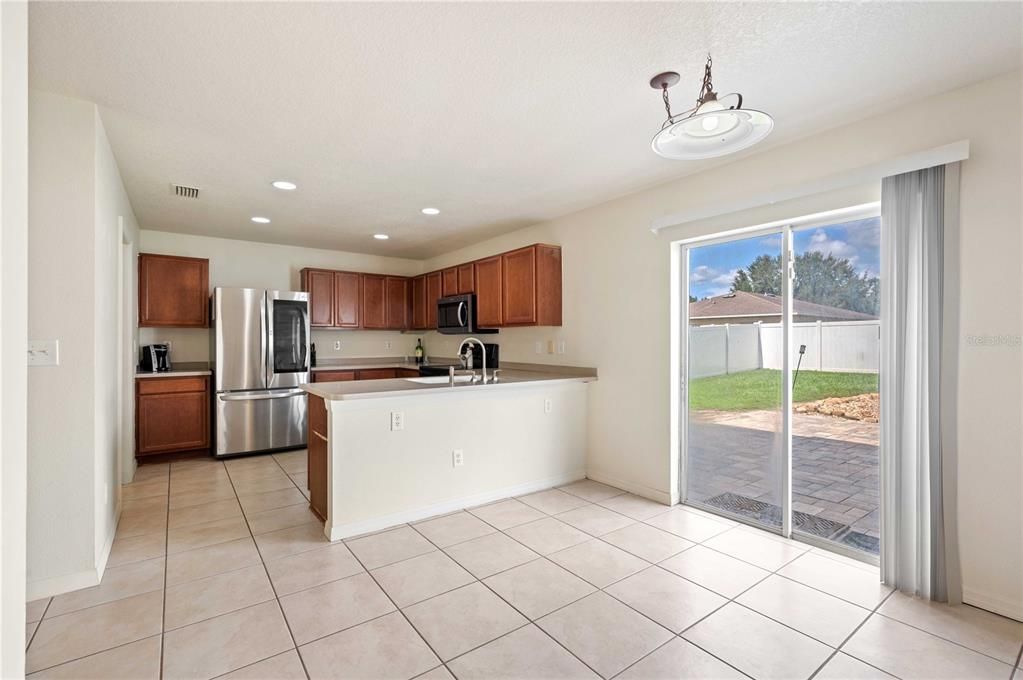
[689,217,880,299]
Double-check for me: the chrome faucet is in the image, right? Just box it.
[457,337,487,384]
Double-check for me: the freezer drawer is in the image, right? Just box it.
[215,389,307,457]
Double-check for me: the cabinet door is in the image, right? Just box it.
[474,256,503,327]
[361,274,386,329]
[456,263,475,294]
[139,254,209,327]
[137,390,209,455]
[301,269,335,327]
[411,276,427,330]
[384,277,409,329]
[334,271,361,328]
[355,368,398,380]
[441,268,458,297]
[312,370,356,382]
[425,272,442,329]
[396,368,420,378]
[502,246,537,325]
[308,394,328,520]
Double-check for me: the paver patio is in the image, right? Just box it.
[688,410,879,554]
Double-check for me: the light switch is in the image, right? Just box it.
[28,339,60,366]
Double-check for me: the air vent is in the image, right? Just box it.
[171,183,200,199]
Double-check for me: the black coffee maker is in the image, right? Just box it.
[140,344,172,372]
[461,342,499,370]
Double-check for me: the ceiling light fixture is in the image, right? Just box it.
[373,234,390,240]
[649,55,773,160]
[421,207,440,215]
[251,216,271,224]
[271,180,297,190]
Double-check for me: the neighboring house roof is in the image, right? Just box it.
[689,290,877,321]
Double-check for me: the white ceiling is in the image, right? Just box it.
[29,2,1021,259]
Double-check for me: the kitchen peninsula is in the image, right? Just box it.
[302,365,596,540]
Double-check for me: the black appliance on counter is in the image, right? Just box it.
[139,344,172,372]
[417,343,499,376]
[436,294,497,335]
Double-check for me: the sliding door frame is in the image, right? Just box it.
[674,203,881,563]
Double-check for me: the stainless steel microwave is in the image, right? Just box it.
[436,294,497,335]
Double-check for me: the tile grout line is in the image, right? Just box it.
[226,453,313,680]
[159,463,171,680]
[807,587,899,680]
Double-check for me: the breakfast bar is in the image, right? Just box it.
[301,365,597,541]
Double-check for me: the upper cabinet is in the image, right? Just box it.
[138,253,209,328]
[299,243,561,332]
[301,268,335,327]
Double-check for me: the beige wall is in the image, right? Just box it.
[138,230,425,362]
[421,72,1023,619]
[27,91,141,598]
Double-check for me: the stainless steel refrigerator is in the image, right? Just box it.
[211,287,310,457]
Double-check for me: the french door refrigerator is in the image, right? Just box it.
[212,287,310,457]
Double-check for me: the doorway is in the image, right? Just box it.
[679,205,881,560]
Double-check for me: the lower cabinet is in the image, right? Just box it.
[136,376,210,457]
[307,394,328,520]
[312,367,419,382]
[312,370,356,383]
[355,368,397,380]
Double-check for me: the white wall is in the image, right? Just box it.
[325,381,588,539]
[419,72,1023,618]
[0,2,28,675]
[138,230,425,362]
[27,90,141,599]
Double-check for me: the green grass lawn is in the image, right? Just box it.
[689,369,878,412]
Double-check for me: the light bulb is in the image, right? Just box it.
[701,116,719,132]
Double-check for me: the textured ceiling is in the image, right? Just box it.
[29,2,1022,258]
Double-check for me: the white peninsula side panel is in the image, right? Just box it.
[324,381,588,540]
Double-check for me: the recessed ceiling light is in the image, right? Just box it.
[271,180,297,191]
[251,216,271,224]
[373,234,390,240]
[421,207,440,215]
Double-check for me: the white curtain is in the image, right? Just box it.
[879,163,962,603]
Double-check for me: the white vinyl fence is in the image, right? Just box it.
[689,320,879,379]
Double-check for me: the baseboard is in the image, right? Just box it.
[963,585,1023,622]
[326,470,585,541]
[94,499,121,585]
[27,568,101,602]
[584,469,673,505]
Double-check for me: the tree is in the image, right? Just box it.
[730,251,879,315]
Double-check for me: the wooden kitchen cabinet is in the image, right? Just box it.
[307,394,328,520]
[396,368,420,378]
[425,272,442,329]
[135,376,210,457]
[301,268,335,327]
[411,275,429,330]
[502,244,562,326]
[384,277,409,329]
[361,274,387,329]
[442,268,458,297]
[312,370,356,383]
[355,368,398,380]
[138,253,209,328]
[334,271,362,328]
[456,263,475,294]
[474,255,503,328]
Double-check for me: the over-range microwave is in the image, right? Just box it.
[436,294,497,335]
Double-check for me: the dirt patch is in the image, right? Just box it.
[795,393,879,423]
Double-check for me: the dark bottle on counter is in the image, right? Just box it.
[310,342,317,367]
[415,338,424,365]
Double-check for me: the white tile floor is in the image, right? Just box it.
[24,454,1023,679]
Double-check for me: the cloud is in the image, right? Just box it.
[806,229,859,264]
[846,219,881,249]
[690,266,738,298]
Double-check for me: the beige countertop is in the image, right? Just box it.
[302,366,597,402]
[310,357,459,372]
[136,362,212,378]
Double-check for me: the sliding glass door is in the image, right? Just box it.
[681,211,881,559]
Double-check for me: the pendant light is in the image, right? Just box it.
[649,55,773,160]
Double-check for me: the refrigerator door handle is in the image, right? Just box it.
[219,389,306,402]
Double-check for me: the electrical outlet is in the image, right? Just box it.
[534,341,543,354]
[452,449,464,467]
[384,340,392,350]
[544,398,552,414]
[390,411,404,431]
[333,340,342,351]
[557,340,567,354]
[163,340,173,351]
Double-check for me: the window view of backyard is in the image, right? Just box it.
[686,217,880,555]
